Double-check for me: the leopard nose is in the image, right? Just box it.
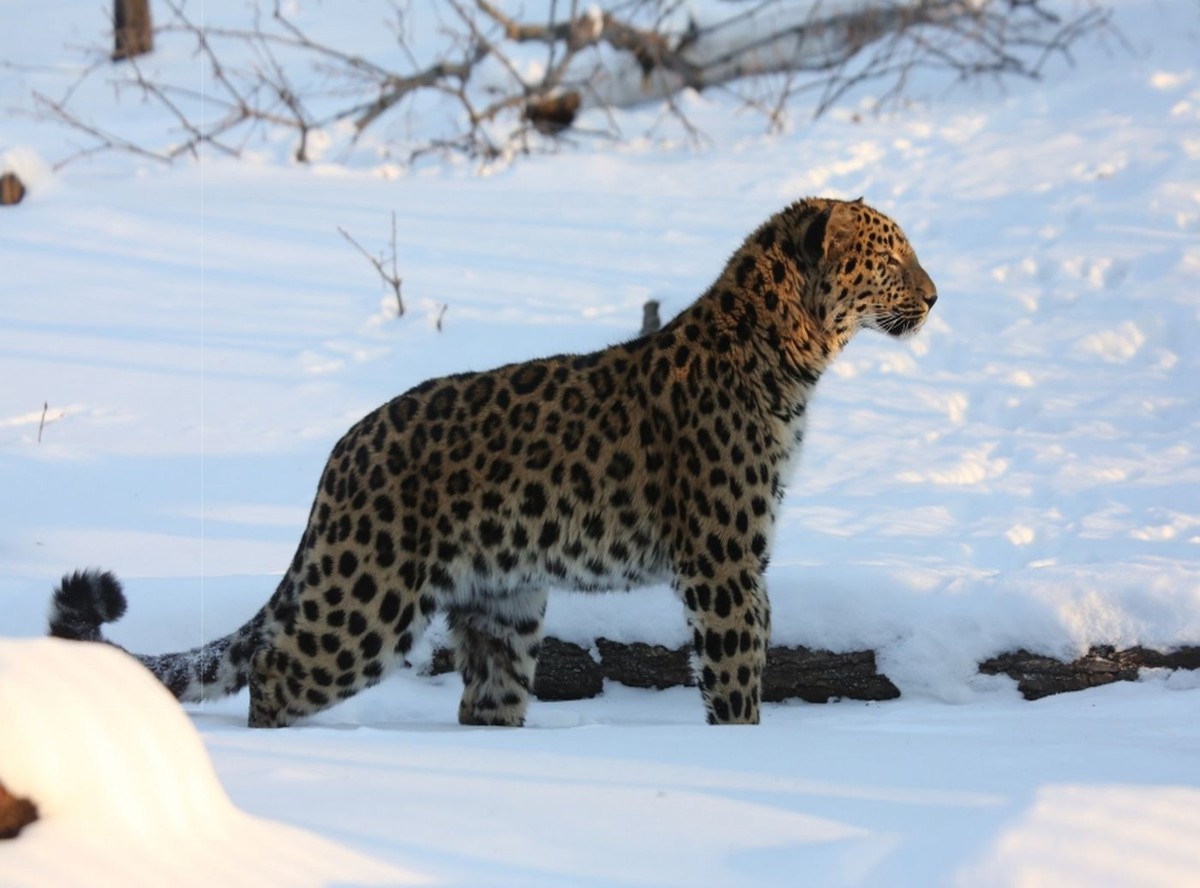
[924,291,938,308]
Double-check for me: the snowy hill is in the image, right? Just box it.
[0,639,415,886]
[2,1,1199,884]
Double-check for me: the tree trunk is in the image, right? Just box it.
[113,0,153,62]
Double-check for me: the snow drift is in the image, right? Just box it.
[0,638,417,887]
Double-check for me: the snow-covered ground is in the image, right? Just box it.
[0,639,416,886]
[2,1,1199,885]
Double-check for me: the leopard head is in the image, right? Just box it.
[800,198,937,340]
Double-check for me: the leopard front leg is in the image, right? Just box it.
[677,569,770,725]
[448,588,547,727]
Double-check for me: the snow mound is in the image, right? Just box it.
[0,147,53,194]
[963,785,1200,887]
[0,639,420,887]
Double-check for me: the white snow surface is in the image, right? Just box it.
[2,1,1200,885]
[0,639,415,887]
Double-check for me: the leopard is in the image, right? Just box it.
[49,196,937,727]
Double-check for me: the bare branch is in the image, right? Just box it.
[339,214,404,318]
[33,89,175,169]
[32,0,1113,171]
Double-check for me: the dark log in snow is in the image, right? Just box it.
[427,638,1200,706]
[0,173,25,206]
[113,0,153,62]
[764,645,900,703]
[427,636,605,701]
[534,637,606,700]
[0,781,38,840]
[979,645,1200,700]
[596,638,692,690]
[429,636,900,703]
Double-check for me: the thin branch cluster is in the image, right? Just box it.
[34,0,1111,168]
[339,213,404,318]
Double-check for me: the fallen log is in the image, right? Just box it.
[0,781,38,840]
[425,636,1200,705]
[1,172,26,206]
[979,645,1200,700]
[427,636,900,703]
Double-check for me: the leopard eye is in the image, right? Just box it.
[871,252,901,273]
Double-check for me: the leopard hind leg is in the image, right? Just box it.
[448,588,547,727]
[247,561,440,728]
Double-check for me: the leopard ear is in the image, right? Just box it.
[800,207,830,266]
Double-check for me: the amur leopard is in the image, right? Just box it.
[50,196,937,726]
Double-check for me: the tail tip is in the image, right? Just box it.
[50,570,128,638]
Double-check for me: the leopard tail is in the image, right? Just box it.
[48,569,275,703]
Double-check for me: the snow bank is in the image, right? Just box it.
[964,785,1200,887]
[0,639,418,887]
[0,147,53,195]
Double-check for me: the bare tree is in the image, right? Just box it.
[34,0,1111,169]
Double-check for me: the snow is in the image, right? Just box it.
[963,784,1200,888]
[0,638,415,887]
[2,0,1200,885]
[4,639,1199,886]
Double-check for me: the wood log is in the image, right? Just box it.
[113,0,153,61]
[979,645,1200,700]
[426,636,604,701]
[596,638,691,689]
[0,173,25,206]
[534,637,605,700]
[524,91,581,135]
[427,637,1200,706]
[763,645,900,703]
[429,636,900,703]
[0,781,38,840]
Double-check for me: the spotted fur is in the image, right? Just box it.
[49,197,937,726]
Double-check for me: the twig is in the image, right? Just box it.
[338,214,404,317]
[37,402,48,444]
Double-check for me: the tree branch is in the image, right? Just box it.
[339,214,404,318]
[32,0,1112,170]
